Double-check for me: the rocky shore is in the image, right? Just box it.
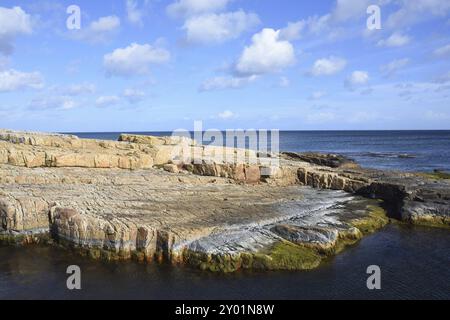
[0,130,448,272]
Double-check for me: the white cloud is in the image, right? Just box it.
[29,96,77,110]
[0,69,44,92]
[381,58,409,77]
[0,6,32,55]
[123,88,145,103]
[103,43,170,77]
[309,91,327,100]
[167,0,230,19]
[96,95,121,107]
[377,32,411,47]
[61,83,96,96]
[183,10,260,44]
[279,21,307,41]
[279,15,331,41]
[434,44,450,57]
[71,15,120,44]
[218,110,235,119]
[309,56,347,76]
[347,71,369,85]
[306,112,336,123]
[345,71,369,89]
[200,75,257,91]
[387,0,450,28]
[91,16,120,32]
[331,0,372,22]
[126,0,145,26]
[235,29,295,76]
[425,110,450,121]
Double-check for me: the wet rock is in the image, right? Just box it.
[271,225,339,252]
[281,152,359,169]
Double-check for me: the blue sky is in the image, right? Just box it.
[0,0,449,132]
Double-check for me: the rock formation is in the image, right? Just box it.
[0,130,448,272]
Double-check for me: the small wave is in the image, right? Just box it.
[357,152,417,159]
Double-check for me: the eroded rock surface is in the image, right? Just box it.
[0,130,448,272]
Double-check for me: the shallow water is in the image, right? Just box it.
[1,224,448,300]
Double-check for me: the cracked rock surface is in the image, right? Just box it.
[0,130,448,272]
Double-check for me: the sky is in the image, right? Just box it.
[0,0,449,132]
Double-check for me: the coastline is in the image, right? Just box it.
[0,129,449,273]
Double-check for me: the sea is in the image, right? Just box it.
[0,131,449,300]
[72,130,450,172]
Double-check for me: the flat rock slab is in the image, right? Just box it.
[0,164,381,271]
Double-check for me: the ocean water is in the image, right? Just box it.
[70,131,450,172]
[1,131,449,300]
[1,225,449,300]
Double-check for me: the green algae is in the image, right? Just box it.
[257,241,322,270]
[181,241,323,273]
[0,233,52,246]
[418,171,450,180]
[348,205,389,235]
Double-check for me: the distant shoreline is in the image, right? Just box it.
[63,129,450,134]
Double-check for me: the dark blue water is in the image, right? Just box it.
[1,225,449,300]
[70,131,450,172]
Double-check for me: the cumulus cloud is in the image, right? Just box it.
[279,15,331,41]
[306,112,336,124]
[103,43,170,77]
[167,0,230,19]
[331,0,373,22]
[71,15,120,44]
[61,83,96,96]
[345,70,369,90]
[309,91,327,100]
[123,88,145,103]
[0,69,44,92]
[183,10,260,44]
[200,75,257,91]
[377,32,411,47]
[235,29,295,76]
[218,110,235,119]
[96,95,121,107]
[381,58,409,77]
[434,44,450,57]
[309,56,347,76]
[425,110,450,121]
[387,0,450,28]
[29,96,77,110]
[0,6,32,55]
[278,20,307,41]
[126,0,146,26]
